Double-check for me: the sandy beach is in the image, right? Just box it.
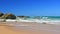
[0,22,60,34]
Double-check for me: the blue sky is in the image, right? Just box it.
[0,0,60,16]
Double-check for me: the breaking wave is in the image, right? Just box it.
[18,16,60,25]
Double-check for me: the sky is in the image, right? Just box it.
[0,0,60,16]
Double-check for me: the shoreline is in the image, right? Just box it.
[0,22,60,34]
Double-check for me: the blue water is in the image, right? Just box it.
[16,16,60,25]
[24,16,60,20]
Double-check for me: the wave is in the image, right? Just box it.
[16,16,60,25]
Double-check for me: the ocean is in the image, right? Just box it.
[22,16,60,25]
[6,16,60,27]
[16,16,60,25]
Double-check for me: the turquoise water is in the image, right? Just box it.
[16,16,60,25]
[27,16,60,25]
[29,16,60,20]
[17,16,60,20]
[43,16,60,19]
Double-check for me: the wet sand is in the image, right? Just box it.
[0,22,60,34]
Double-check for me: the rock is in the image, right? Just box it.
[0,13,16,19]
[0,12,4,17]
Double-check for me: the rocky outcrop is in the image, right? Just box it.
[0,12,4,17]
[0,12,16,19]
[0,13,16,19]
[18,16,30,18]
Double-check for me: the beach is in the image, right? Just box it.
[0,22,60,34]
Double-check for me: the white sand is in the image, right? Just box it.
[0,22,60,34]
